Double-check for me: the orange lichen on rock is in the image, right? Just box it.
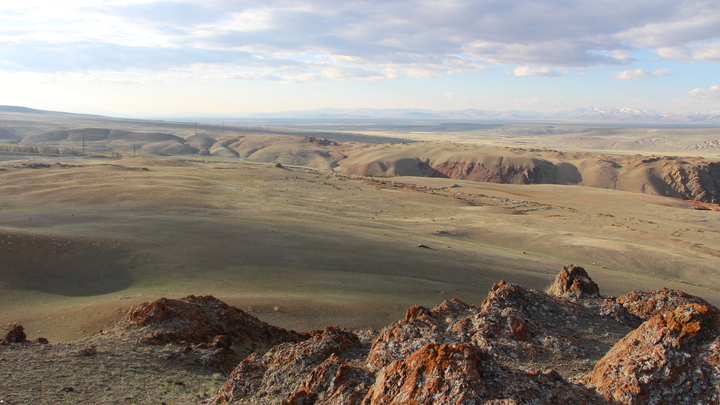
[363,343,488,405]
[116,295,307,349]
[585,303,720,404]
[213,326,362,405]
[102,266,720,405]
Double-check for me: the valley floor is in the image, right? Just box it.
[1,157,718,343]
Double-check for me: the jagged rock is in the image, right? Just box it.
[364,343,489,403]
[282,355,374,405]
[599,297,643,327]
[585,303,720,404]
[431,298,477,319]
[616,287,711,321]
[197,266,720,405]
[365,299,478,371]
[366,304,450,370]
[364,342,605,404]
[213,327,363,405]
[546,265,600,299]
[599,287,712,328]
[116,295,307,351]
[3,324,27,344]
[109,295,309,370]
[450,280,588,358]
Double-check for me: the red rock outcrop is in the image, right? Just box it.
[599,287,713,328]
[1,324,27,344]
[366,304,455,370]
[585,303,720,404]
[116,295,307,349]
[450,280,590,358]
[616,287,712,320]
[365,342,605,405]
[282,355,374,405]
[103,267,719,405]
[211,270,632,404]
[213,326,363,405]
[364,343,489,404]
[0,324,48,346]
[599,297,643,327]
[216,328,607,405]
[108,295,310,370]
[365,299,479,370]
[546,265,600,299]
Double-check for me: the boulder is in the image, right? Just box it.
[450,280,588,358]
[546,265,600,299]
[585,303,720,404]
[616,287,711,320]
[3,324,27,344]
[364,342,605,404]
[213,327,363,405]
[116,295,307,351]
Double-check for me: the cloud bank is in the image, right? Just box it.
[690,85,720,98]
[0,0,718,83]
[612,68,670,79]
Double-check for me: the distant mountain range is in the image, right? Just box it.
[237,107,720,125]
[3,105,720,125]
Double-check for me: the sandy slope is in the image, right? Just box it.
[1,157,719,343]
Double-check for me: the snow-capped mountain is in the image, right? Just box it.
[238,107,720,124]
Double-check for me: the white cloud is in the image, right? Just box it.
[658,43,720,63]
[220,72,282,81]
[279,66,399,84]
[612,68,670,79]
[0,0,719,83]
[615,6,720,49]
[515,97,541,105]
[509,66,563,77]
[690,85,720,98]
[466,40,626,67]
[655,47,693,61]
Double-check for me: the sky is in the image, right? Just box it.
[0,0,719,117]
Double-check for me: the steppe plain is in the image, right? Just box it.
[1,109,720,346]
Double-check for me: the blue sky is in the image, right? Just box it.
[0,0,719,116]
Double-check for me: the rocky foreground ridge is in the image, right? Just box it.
[117,266,720,404]
[4,265,720,404]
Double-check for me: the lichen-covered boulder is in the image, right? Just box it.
[585,303,720,404]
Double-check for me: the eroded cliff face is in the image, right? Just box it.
[651,158,720,203]
[428,155,720,203]
[335,143,720,204]
[101,266,720,405]
[430,160,553,184]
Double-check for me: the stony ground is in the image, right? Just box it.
[0,333,226,405]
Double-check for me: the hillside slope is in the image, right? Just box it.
[336,143,720,203]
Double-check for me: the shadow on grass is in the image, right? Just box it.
[1,231,134,297]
